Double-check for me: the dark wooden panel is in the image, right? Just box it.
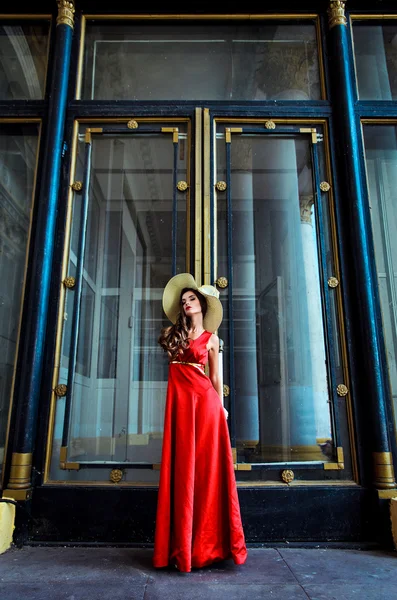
[22,486,383,546]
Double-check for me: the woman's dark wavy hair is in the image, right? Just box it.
[158,288,207,360]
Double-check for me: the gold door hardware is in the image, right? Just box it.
[215,276,228,288]
[63,276,76,289]
[59,446,80,470]
[281,469,294,483]
[225,127,242,143]
[300,127,318,143]
[215,181,227,192]
[320,181,331,192]
[265,120,276,130]
[223,384,230,397]
[127,119,138,129]
[161,127,179,143]
[327,276,339,288]
[71,181,83,191]
[84,128,103,144]
[235,463,252,471]
[110,469,124,483]
[177,181,188,192]
[54,384,67,397]
[324,446,345,470]
[336,384,349,397]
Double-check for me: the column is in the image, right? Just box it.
[5,1,75,499]
[327,0,397,490]
[233,140,260,450]
[299,195,330,442]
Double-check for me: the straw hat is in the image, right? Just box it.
[162,273,223,333]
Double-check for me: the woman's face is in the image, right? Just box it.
[181,290,202,318]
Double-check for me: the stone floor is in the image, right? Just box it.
[0,545,397,599]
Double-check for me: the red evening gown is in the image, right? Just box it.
[153,330,247,572]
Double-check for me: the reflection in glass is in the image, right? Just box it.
[52,125,188,474]
[216,130,333,463]
[353,23,397,100]
[0,124,39,482]
[363,125,397,435]
[82,21,321,101]
[0,21,50,100]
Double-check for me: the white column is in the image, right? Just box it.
[233,165,260,449]
[299,195,331,441]
[353,26,392,100]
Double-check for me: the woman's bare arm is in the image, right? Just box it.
[208,334,228,419]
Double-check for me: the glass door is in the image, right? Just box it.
[207,115,349,478]
[48,117,194,483]
[47,112,352,484]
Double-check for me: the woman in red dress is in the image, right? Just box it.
[153,272,247,572]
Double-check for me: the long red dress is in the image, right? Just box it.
[153,330,247,572]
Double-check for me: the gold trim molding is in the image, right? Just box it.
[57,1,75,28]
[328,1,347,29]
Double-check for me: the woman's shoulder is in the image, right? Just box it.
[206,331,219,349]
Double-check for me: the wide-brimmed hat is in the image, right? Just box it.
[162,273,223,333]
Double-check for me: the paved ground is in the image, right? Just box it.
[0,545,397,599]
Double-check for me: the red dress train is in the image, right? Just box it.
[153,330,247,572]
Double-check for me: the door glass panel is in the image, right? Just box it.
[216,125,334,463]
[0,123,40,484]
[352,22,397,101]
[0,20,51,100]
[363,124,397,435]
[82,20,321,101]
[50,122,189,478]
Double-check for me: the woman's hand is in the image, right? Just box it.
[223,407,229,420]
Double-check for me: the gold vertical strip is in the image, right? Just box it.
[0,119,42,490]
[213,119,218,286]
[186,118,192,274]
[75,15,86,99]
[194,108,202,285]
[203,108,211,285]
[323,120,358,482]
[43,120,79,483]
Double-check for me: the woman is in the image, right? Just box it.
[153,272,247,572]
